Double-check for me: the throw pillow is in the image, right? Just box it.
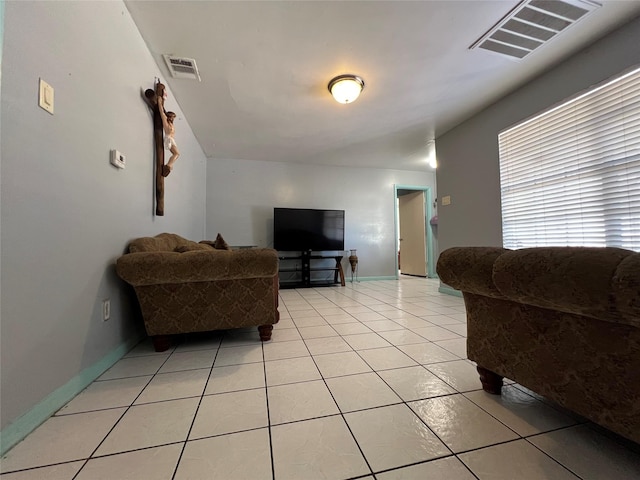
[214,233,231,250]
[174,244,212,253]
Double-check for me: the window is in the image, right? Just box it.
[499,66,640,251]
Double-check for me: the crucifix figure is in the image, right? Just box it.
[157,93,180,177]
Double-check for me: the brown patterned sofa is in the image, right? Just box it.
[437,246,640,444]
[116,233,279,352]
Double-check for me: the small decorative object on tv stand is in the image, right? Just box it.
[348,249,359,283]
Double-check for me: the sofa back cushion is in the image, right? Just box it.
[129,233,195,253]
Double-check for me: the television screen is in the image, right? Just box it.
[274,208,345,251]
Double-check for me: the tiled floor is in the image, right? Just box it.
[2,277,640,479]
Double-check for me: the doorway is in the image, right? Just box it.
[394,185,435,278]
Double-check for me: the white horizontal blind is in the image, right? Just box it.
[499,66,640,251]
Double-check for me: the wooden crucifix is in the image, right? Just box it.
[143,80,179,216]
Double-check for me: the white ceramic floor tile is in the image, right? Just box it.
[345,404,450,472]
[357,346,418,371]
[331,322,372,335]
[298,325,339,339]
[377,329,429,346]
[265,356,322,386]
[275,318,295,329]
[393,316,437,329]
[0,409,125,473]
[409,394,518,453]
[313,351,372,378]
[322,313,358,325]
[443,323,467,337]
[422,314,465,326]
[352,311,387,321]
[342,332,393,350]
[271,415,370,480]
[459,439,580,480]
[315,307,346,315]
[292,316,327,328]
[361,319,405,332]
[378,366,456,401]
[376,456,476,480]
[76,443,182,480]
[270,327,302,342]
[343,306,375,314]
[176,428,272,480]
[190,388,268,439]
[433,338,468,358]
[57,376,151,415]
[305,336,353,355]
[268,380,339,424]
[95,398,199,456]
[213,344,263,367]
[425,360,483,392]
[98,355,168,380]
[326,372,402,412]
[369,304,401,312]
[134,369,209,404]
[412,325,462,341]
[529,425,640,480]
[398,343,459,364]
[0,462,84,480]
[464,386,577,436]
[262,339,310,361]
[157,349,215,373]
[205,362,265,394]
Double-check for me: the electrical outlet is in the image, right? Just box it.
[102,299,111,321]
[110,150,126,169]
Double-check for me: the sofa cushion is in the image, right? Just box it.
[129,233,190,253]
[174,243,213,253]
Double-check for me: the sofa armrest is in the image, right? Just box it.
[493,247,634,321]
[436,247,508,298]
[116,248,278,286]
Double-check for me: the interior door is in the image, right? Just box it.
[398,191,427,276]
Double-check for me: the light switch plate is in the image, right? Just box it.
[38,78,54,114]
[442,195,451,206]
[110,150,126,169]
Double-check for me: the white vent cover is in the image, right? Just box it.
[470,0,600,60]
[163,55,201,81]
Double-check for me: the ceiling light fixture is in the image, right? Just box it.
[328,74,365,104]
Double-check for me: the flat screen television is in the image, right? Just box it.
[274,208,345,251]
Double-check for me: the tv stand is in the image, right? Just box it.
[278,251,346,289]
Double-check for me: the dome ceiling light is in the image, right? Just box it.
[328,74,365,104]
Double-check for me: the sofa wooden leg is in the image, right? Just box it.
[477,366,503,395]
[258,325,273,341]
[152,335,171,352]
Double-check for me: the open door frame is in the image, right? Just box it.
[394,184,436,279]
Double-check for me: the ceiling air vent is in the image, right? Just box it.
[470,0,600,60]
[163,55,201,81]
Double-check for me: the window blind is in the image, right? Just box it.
[498,66,640,251]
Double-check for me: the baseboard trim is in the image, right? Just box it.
[346,276,398,283]
[0,335,142,456]
[438,284,463,297]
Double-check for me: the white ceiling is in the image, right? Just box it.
[125,1,640,171]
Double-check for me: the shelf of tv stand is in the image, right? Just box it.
[278,251,346,289]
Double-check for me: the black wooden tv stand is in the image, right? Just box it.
[278,251,346,288]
